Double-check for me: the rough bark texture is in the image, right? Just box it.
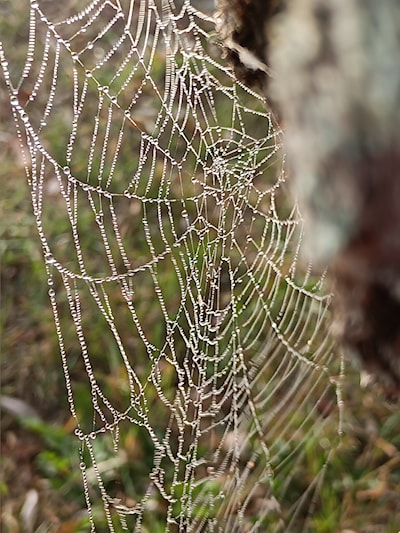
[216,0,400,394]
[214,0,283,91]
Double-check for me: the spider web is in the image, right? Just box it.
[1,0,343,531]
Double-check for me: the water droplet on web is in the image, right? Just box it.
[20,111,29,123]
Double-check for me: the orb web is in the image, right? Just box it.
[1,1,342,531]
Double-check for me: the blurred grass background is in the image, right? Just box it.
[1,1,400,532]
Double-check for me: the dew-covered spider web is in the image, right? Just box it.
[1,0,343,531]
